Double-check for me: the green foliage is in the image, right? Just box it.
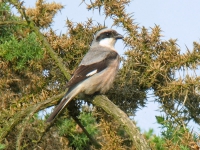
[0,144,6,150]
[79,111,98,134]
[151,136,165,150]
[0,32,43,70]
[144,116,196,149]
[144,128,165,150]
[155,115,176,139]
[0,2,19,41]
[56,112,98,150]
[0,2,9,10]
[156,115,187,141]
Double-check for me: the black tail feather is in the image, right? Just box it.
[46,97,71,122]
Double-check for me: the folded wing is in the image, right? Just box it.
[66,50,118,88]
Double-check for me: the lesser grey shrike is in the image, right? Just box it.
[46,28,123,122]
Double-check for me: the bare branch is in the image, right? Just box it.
[0,91,65,142]
[0,20,26,25]
[92,95,151,150]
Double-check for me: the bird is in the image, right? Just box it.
[46,28,123,122]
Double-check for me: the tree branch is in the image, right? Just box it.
[92,95,151,150]
[71,115,101,149]
[0,91,65,142]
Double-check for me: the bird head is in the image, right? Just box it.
[92,28,123,49]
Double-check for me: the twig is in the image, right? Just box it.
[0,20,26,25]
[71,115,101,149]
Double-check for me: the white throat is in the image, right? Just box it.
[99,38,116,49]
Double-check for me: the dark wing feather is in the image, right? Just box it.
[66,51,118,88]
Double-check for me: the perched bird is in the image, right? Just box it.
[46,28,123,122]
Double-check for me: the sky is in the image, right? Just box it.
[21,0,200,135]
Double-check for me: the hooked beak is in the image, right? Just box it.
[115,33,124,39]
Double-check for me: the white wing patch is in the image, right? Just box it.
[86,69,97,77]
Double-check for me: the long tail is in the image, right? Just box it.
[46,86,81,122]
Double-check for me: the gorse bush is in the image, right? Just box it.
[56,112,98,150]
[0,32,43,70]
[145,116,199,150]
[0,0,200,149]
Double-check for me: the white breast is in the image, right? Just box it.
[99,38,116,50]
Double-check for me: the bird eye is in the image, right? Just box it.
[106,33,110,37]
